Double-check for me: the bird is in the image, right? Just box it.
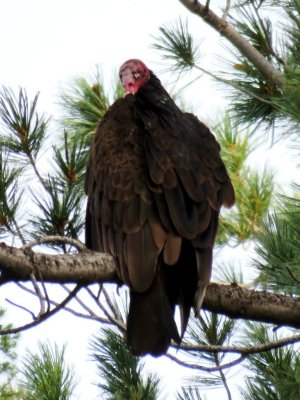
[85,59,235,357]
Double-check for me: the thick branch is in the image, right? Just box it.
[178,0,284,87]
[0,242,117,284]
[1,243,300,330]
[203,283,300,329]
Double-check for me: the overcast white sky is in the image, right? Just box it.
[0,1,297,399]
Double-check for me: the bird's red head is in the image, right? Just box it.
[119,59,151,95]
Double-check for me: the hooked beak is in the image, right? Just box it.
[121,71,140,95]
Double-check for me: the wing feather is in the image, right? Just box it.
[122,196,141,234]
[163,234,182,265]
[176,167,204,202]
[164,186,199,238]
[125,222,159,292]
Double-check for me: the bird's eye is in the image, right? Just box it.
[133,72,142,80]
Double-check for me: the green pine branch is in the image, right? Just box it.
[151,7,300,134]
[177,386,206,400]
[0,87,49,162]
[0,86,89,248]
[240,322,300,400]
[20,341,76,400]
[30,178,84,245]
[0,308,22,399]
[90,327,160,400]
[254,191,300,293]
[213,115,274,245]
[152,18,200,73]
[52,130,88,189]
[173,312,236,399]
[59,68,115,145]
[0,148,25,243]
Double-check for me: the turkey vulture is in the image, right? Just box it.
[85,59,235,356]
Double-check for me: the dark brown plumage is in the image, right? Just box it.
[85,59,235,357]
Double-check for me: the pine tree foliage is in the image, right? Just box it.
[239,322,300,400]
[152,18,201,73]
[177,386,206,400]
[30,178,84,241]
[0,86,92,249]
[52,130,88,189]
[214,260,244,284]
[0,87,49,162]
[211,114,274,244]
[273,0,300,126]
[20,342,76,400]
[90,327,160,400]
[183,312,236,390]
[0,308,23,399]
[59,71,109,141]
[254,192,300,294]
[152,2,300,134]
[0,151,23,241]
[226,2,283,129]
[59,68,123,147]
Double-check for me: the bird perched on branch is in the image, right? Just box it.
[85,59,235,357]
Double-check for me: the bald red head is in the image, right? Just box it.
[119,59,151,95]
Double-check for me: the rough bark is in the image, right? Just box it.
[1,242,300,330]
[203,283,300,330]
[178,0,284,87]
[0,242,117,284]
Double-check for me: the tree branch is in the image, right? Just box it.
[1,243,300,330]
[165,352,245,372]
[15,281,121,327]
[178,0,284,87]
[0,242,117,283]
[202,282,300,330]
[174,332,300,355]
[0,284,81,335]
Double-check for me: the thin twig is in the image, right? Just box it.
[286,266,300,284]
[0,284,82,335]
[29,272,46,316]
[28,152,51,194]
[38,272,51,313]
[166,352,245,372]
[218,359,232,400]
[16,282,114,325]
[193,64,275,105]
[21,235,86,251]
[222,0,231,20]
[62,284,100,319]
[174,332,300,355]
[102,285,120,321]
[251,3,285,66]
[11,217,26,245]
[85,287,126,332]
[96,284,102,300]
[5,298,36,320]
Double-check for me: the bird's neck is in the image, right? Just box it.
[136,73,179,115]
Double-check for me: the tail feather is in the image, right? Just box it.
[127,274,180,357]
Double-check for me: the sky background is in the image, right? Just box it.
[0,1,297,399]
